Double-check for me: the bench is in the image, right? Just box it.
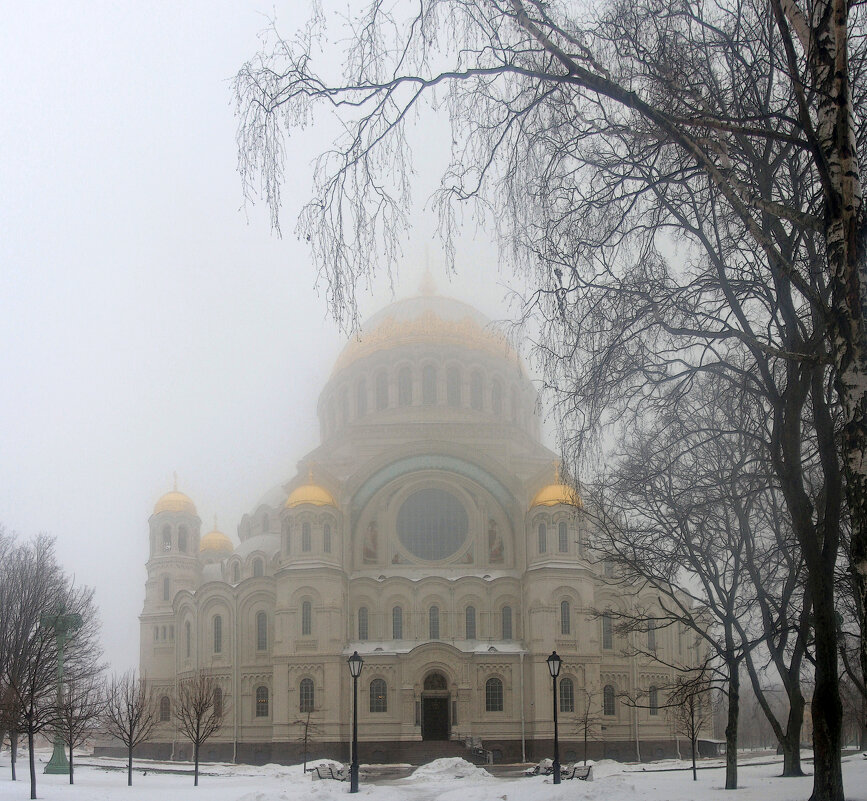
[563,764,593,781]
[308,764,348,781]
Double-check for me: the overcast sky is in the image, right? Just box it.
[0,2,534,672]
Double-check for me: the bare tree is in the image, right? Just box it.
[669,672,715,782]
[54,673,105,784]
[294,708,324,772]
[235,6,865,800]
[174,672,225,786]
[572,687,602,766]
[103,670,157,787]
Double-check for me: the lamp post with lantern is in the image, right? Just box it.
[547,650,562,784]
[347,651,364,793]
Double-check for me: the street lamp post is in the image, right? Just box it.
[547,650,562,785]
[347,651,364,793]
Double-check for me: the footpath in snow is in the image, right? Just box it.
[2,751,867,801]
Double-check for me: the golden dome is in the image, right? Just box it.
[286,469,337,509]
[200,528,233,553]
[531,466,583,508]
[153,490,197,516]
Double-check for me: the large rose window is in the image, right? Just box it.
[397,488,468,560]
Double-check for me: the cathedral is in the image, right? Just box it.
[139,287,684,764]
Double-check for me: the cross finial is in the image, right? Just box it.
[213,514,218,530]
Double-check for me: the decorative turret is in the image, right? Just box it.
[530,463,583,509]
[200,515,234,564]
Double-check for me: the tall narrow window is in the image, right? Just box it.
[648,620,657,651]
[153,626,159,641]
[162,576,170,601]
[446,366,461,407]
[178,526,188,552]
[232,563,240,583]
[465,606,476,639]
[256,611,267,651]
[422,364,437,405]
[358,607,369,640]
[375,371,388,410]
[491,380,503,415]
[160,696,171,722]
[357,379,368,416]
[256,686,269,717]
[398,367,412,406]
[429,606,440,640]
[470,371,483,410]
[392,606,403,639]
[324,523,332,553]
[538,523,547,554]
[253,558,264,578]
[213,615,222,654]
[602,614,613,649]
[649,686,659,715]
[369,678,387,713]
[560,600,571,635]
[560,678,575,713]
[162,525,172,551]
[485,678,504,712]
[603,685,616,716]
[502,606,513,640]
[214,686,223,717]
[185,621,191,659]
[302,522,311,552]
[299,678,314,712]
[558,522,568,553]
[302,601,312,636]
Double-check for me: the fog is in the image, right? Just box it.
[0,3,525,671]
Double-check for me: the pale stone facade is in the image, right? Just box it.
[139,291,686,764]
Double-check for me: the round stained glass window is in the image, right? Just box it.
[397,488,468,560]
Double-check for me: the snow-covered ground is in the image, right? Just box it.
[2,751,867,801]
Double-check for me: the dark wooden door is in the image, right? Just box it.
[422,697,449,740]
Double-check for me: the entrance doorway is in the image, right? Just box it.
[421,672,450,741]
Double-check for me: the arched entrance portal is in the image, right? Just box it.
[421,672,449,741]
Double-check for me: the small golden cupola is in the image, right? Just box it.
[153,474,198,516]
[531,464,583,508]
[200,516,233,554]
[285,467,337,509]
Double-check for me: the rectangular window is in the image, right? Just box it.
[392,606,403,639]
[602,615,613,650]
[558,522,568,553]
[429,606,439,640]
[302,602,312,636]
[502,606,512,640]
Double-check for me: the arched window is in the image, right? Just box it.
[232,563,240,583]
[213,615,222,654]
[161,626,166,640]
[324,523,332,553]
[162,576,170,602]
[602,614,613,650]
[185,621,191,659]
[560,600,571,635]
[358,607,369,640]
[302,601,312,636]
[560,678,575,713]
[299,678,314,713]
[369,678,387,713]
[422,364,437,405]
[603,684,616,716]
[214,686,223,718]
[558,522,568,553]
[647,620,657,651]
[302,522,311,552]
[169,625,174,640]
[256,611,267,651]
[398,366,412,406]
[253,558,264,578]
[502,606,513,640]
[649,686,659,715]
[485,678,504,712]
[491,380,503,415]
[356,379,368,416]
[153,626,158,641]
[470,371,483,410]
[375,371,388,410]
[446,366,461,407]
[255,686,269,717]
[429,606,440,640]
[465,606,476,640]
[178,526,188,552]
[162,525,172,551]
[392,606,403,639]
[538,523,547,554]
[159,696,171,722]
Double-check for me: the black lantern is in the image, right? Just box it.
[547,650,562,784]
[347,651,364,792]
